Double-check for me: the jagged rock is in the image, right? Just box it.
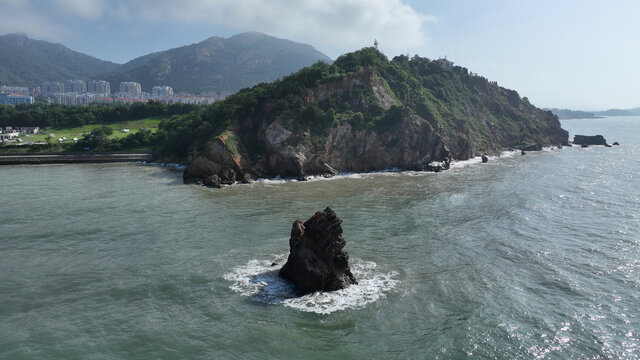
[183,135,252,186]
[521,143,542,152]
[303,157,339,178]
[242,173,254,184]
[279,208,357,295]
[203,174,222,188]
[573,135,607,146]
[481,155,489,163]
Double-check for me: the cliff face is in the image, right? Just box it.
[161,48,568,185]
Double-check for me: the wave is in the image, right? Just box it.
[223,256,398,314]
[140,161,187,170]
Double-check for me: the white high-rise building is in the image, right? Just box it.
[87,80,111,95]
[119,82,142,94]
[42,81,64,95]
[65,79,87,93]
[152,86,173,97]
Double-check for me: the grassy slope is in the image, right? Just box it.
[1,117,164,152]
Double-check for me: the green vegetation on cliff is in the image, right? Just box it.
[154,47,567,163]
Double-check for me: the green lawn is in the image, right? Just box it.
[22,117,164,144]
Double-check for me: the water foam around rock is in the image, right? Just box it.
[223,257,398,314]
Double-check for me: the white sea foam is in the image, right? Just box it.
[223,257,398,314]
[140,161,187,170]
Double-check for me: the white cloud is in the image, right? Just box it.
[51,0,106,19]
[130,0,435,57]
[0,0,67,41]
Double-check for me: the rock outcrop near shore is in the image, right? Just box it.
[279,208,357,295]
[573,135,608,146]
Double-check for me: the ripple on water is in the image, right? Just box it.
[223,257,398,314]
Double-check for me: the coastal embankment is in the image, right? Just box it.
[0,152,151,165]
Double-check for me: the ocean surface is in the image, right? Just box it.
[1,116,638,359]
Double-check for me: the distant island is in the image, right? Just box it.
[548,107,640,119]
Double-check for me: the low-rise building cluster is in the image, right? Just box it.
[0,126,40,143]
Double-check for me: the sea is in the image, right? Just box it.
[0,116,638,359]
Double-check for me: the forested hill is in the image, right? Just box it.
[0,33,119,86]
[0,32,331,95]
[153,47,568,185]
[100,32,332,94]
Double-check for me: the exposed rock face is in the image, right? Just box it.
[521,143,543,152]
[279,208,357,295]
[573,135,608,146]
[181,65,569,186]
[182,135,252,187]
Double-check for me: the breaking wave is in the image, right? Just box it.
[223,256,398,314]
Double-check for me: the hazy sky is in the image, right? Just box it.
[0,0,638,110]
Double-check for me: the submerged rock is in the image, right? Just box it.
[613,141,620,146]
[279,208,357,295]
[573,135,607,146]
[481,155,489,163]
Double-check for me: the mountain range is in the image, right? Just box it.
[549,107,640,119]
[0,32,331,94]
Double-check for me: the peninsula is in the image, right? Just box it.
[152,48,568,186]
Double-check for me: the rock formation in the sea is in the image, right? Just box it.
[521,144,543,152]
[151,47,569,185]
[573,135,608,146]
[279,207,357,295]
[612,142,620,146]
[481,155,489,163]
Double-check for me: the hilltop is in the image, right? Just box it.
[0,33,119,86]
[100,32,332,94]
[152,48,568,186]
[0,32,331,94]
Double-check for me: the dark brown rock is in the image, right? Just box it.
[573,135,607,146]
[183,134,252,186]
[521,143,543,152]
[279,208,357,295]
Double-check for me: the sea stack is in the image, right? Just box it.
[573,135,608,146]
[279,208,357,295]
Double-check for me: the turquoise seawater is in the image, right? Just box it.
[1,117,638,359]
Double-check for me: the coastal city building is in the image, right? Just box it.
[42,81,65,95]
[87,80,111,95]
[3,79,222,106]
[65,80,87,93]
[119,82,142,94]
[0,93,34,105]
[0,86,29,96]
[152,86,173,97]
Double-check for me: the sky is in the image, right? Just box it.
[0,0,638,110]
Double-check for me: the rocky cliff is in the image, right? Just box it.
[153,48,568,185]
